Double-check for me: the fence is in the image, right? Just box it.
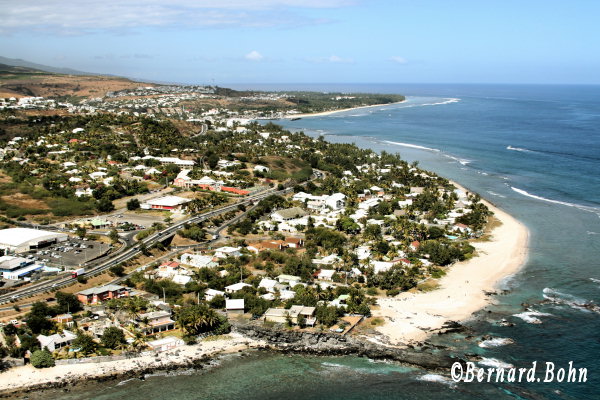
[55,351,153,365]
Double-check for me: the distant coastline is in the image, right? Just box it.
[283,99,406,119]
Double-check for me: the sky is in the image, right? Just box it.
[0,0,598,85]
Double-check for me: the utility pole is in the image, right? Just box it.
[162,287,166,303]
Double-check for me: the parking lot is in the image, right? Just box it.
[104,210,186,230]
[26,238,112,268]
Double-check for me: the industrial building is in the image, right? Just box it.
[0,228,68,254]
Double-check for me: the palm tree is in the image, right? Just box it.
[128,329,148,352]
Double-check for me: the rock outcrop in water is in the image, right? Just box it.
[233,321,463,370]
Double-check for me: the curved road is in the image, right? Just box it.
[0,186,291,306]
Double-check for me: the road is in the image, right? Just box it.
[0,186,292,305]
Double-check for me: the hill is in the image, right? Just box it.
[0,61,152,100]
[0,56,92,76]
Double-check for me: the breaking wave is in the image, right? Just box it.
[507,145,534,153]
[445,154,472,165]
[543,287,600,314]
[478,338,515,348]
[383,140,441,152]
[513,310,553,324]
[510,187,600,217]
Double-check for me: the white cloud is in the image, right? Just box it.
[390,56,408,64]
[0,0,356,34]
[245,51,264,61]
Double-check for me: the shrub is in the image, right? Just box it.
[30,349,55,368]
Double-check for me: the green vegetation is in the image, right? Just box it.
[30,350,55,368]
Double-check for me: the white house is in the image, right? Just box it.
[316,269,336,281]
[224,282,251,293]
[225,299,245,314]
[37,330,77,352]
[205,288,225,301]
[214,246,242,259]
[180,253,217,268]
[253,165,270,173]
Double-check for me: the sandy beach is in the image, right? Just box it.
[284,100,406,119]
[0,333,265,395]
[373,184,529,345]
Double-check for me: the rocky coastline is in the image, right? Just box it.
[0,320,471,399]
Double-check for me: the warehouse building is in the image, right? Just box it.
[0,228,68,254]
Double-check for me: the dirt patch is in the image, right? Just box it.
[1,193,49,210]
[170,234,199,247]
[0,171,12,183]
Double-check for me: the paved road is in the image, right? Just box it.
[0,186,291,305]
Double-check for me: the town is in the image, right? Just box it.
[0,67,489,373]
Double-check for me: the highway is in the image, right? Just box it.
[0,186,291,306]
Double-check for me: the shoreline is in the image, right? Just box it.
[372,180,529,345]
[283,100,406,119]
[0,333,266,397]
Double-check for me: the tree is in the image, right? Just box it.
[100,327,126,350]
[109,263,126,276]
[296,313,306,328]
[176,304,220,335]
[97,197,115,212]
[30,350,55,368]
[127,198,141,211]
[75,226,87,240]
[55,292,83,314]
[73,332,97,355]
[108,229,120,244]
[26,302,54,334]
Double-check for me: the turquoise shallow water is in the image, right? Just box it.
[51,84,600,399]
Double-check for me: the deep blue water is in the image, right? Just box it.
[57,84,600,399]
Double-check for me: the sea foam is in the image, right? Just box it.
[513,310,552,324]
[478,358,514,369]
[417,373,456,387]
[543,287,599,314]
[478,337,515,348]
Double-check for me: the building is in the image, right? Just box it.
[0,256,44,280]
[292,192,345,211]
[285,237,304,248]
[224,282,251,293]
[77,284,129,305]
[271,207,308,222]
[0,228,68,254]
[263,306,316,325]
[205,288,225,301]
[315,269,336,281]
[52,314,74,327]
[277,274,301,286]
[37,330,77,352]
[225,299,245,314]
[214,246,242,259]
[180,253,217,268]
[139,310,176,335]
[141,195,191,212]
[147,336,184,352]
[247,240,286,254]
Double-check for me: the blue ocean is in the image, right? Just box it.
[54,84,600,399]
